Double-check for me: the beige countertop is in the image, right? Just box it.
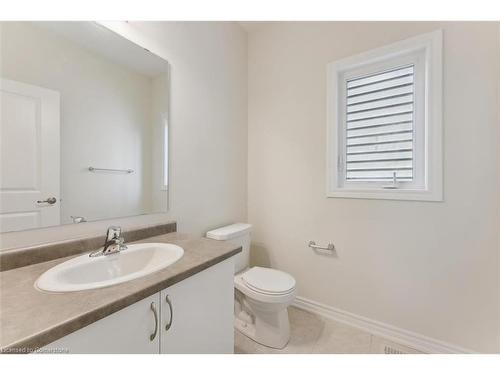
[0,232,241,353]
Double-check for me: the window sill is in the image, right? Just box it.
[326,188,443,202]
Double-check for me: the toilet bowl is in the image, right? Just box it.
[206,223,296,349]
[234,266,296,348]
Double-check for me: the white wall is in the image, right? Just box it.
[1,22,156,224]
[106,21,249,237]
[247,22,500,353]
[0,21,248,250]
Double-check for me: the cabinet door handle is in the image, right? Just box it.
[150,302,158,341]
[165,295,173,331]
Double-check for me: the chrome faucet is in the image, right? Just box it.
[89,226,128,257]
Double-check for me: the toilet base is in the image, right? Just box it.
[235,294,292,349]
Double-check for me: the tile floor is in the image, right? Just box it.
[234,306,423,354]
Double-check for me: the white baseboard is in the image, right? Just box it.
[293,296,476,354]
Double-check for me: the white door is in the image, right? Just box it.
[41,293,161,354]
[0,78,60,232]
[160,258,235,354]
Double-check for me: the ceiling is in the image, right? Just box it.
[33,21,168,77]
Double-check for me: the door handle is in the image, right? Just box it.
[37,197,57,205]
[165,295,173,331]
[150,302,158,341]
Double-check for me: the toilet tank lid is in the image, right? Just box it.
[206,223,252,240]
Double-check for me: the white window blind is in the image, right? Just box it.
[327,30,443,201]
[345,65,414,182]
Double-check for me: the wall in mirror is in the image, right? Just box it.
[0,22,169,233]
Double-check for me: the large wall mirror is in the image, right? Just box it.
[0,22,170,233]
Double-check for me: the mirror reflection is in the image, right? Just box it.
[0,22,169,233]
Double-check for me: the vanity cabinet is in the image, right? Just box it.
[41,258,234,354]
[160,257,234,353]
[42,294,161,354]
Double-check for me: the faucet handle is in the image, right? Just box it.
[106,226,122,241]
[93,226,126,257]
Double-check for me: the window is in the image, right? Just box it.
[327,30,443,201]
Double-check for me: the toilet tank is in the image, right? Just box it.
[206,223,252,274]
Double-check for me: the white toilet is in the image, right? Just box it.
[206,223,296,349]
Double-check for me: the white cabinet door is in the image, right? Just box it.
[0,78,60,232]
[42,294,160,354]
[160,258,235,354]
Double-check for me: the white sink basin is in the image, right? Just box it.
[35,243,184,292]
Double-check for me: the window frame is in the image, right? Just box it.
[326,30,443,201]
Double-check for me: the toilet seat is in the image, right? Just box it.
[242,267,296,295]
[235,267,296,304]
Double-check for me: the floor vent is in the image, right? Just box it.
[371,337,423,354]
[384,345,408,354]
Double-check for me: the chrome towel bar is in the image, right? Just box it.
[88,166,134,174]
[308,241,335,252]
